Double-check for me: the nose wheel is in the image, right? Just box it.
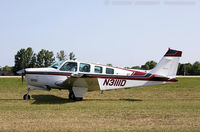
[23,94,30,100]
[23,88,31,100]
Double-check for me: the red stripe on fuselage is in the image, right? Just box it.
[131,71,148,76]
[26,72,72,76]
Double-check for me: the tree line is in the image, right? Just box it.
[1,47,200,75]
[128,60,200,75]
[12,47,76,74]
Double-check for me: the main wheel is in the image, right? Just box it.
[23,94,30,100]
[69,91,83,101]
[69,91,75,100]
[75,97,83,101]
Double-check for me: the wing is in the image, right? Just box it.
[55,73,100,91]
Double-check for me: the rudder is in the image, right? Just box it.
[150,48,182,78]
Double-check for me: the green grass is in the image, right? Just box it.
[0,78,200,132]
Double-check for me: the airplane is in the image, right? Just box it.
[20,48,182,101]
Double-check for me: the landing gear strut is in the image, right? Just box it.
[69,90,83,101]
[23,88,31,100]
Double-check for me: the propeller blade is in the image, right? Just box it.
[22,72,24,84]
[22,53,25,84]
[17,69,26,84]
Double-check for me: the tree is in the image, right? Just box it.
[57,50,67,61]
[185,63,193,75]
[29,53,37,68]
[13,48,25,73]
[131,66,141,69]
[69,52,76,60]
[191,61,200,75]
[24,47,34,68]
[37,49,45,67]
[141,61,157,70]
[107,64,113,66]
[3,65,12,71]
[177,63,184,75]
[141,64,149,70]
[177,63,193,75]
[44,50,55,67]
[13,47,35,73]
[37,49,55,67]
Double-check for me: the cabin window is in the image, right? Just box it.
[79,63,90,72]
[106,68,114,74]
[50,60,65,69]
[60,62,77,72]
[94,66,102,73]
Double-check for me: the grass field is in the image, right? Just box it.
[0,78,200,132]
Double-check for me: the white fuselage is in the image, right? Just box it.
[25,60,170,91]
[22,48,182,99]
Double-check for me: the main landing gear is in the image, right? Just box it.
[23,88,31,100]
[69,90,83,101]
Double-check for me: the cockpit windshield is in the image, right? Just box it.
[50,60,65,69]
[60,62,77,72]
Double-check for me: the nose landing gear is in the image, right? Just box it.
[23,88,31,100]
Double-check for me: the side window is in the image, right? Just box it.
[60,62,77,72]
[106,68,114,74]
[79,63,90,72]
[94,66,102,73]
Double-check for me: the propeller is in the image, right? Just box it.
[22,71,24,84]
[17,69,26,84]
[21,54,25,84]
[17,53,26,84]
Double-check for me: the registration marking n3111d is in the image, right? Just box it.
[103,79,126,86]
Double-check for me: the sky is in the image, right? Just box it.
[0,0,200,68]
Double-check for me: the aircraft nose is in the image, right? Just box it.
[17,69,26,74]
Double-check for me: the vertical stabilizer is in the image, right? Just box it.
[150,49,182,78]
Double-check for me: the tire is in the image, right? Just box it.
[69,92,75,100]
[68,91,83,101]
[75,97,83,101]
[23,94,30,100]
